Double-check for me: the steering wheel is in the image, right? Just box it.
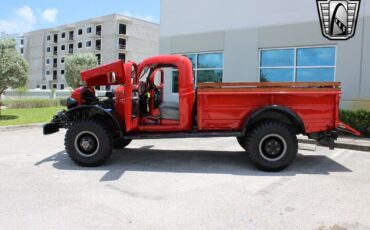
[146,75,162,108]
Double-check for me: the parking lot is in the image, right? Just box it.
[1,127,370,229]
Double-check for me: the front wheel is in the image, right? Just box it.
[65,120,113,167]
[246,122,298,172]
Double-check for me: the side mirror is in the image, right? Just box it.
[108,72,117,84]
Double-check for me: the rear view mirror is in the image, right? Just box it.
[108,72,117,84]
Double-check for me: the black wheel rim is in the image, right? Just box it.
[74,131,100,157]
[258,134,287,162]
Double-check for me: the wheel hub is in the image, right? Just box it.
[74,131,100,158]
[259,134,287,162]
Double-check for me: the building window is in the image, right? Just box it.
[69,31,74,40]
[259,46,336,82]
[61,70,65,75]
[78,29,83,35]
[78,42,83,49]
[86,40,92,48]
[119,23,126,35]
[69,44,74,54]
[46,70,51,75]
[20,48,24,54]
[119,38,126,49]
[61,45,65,51]
[118,53,126,61]
[95,54,101,65]
[95,39,101,50]
[87,27,92,34]
[46,59,50,65]
[61,57,65,64]
[36,85,40,88]
[60,84,65,90]
[61,32,66,39]
[53,34,58,43]
[46,47,51,53]
[47,35,51,41]
[20,38,24,45]
[42,85,47,90]
[53,70,58,80]
[53,58,58,68]
[52,83,57,89]
[53,46,58,55]
[96,25,102,36]
[172,52,224,93]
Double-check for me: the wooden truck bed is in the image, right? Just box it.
[197,82,341,134]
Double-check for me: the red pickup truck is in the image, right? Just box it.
[44,55,360,171]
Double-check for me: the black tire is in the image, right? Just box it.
[246,122,297,172]
[65,120,113,167]
[114,139,132,149]
[237,136,247,151]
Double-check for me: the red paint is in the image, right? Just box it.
[72,55,360,136]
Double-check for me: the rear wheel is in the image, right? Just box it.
[65,120,113,167]
[246,122,297,172]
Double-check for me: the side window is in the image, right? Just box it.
[259,47,336,82]
[172,52,223,93]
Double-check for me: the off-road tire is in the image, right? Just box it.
[114,139,132,149]
[65,120,113,167]
[246,122,298,172]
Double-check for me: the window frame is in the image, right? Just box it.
[258,45,337,82]
[172,51,224,93]
[86,40,92,48]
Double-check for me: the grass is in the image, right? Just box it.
[0,107,65,126]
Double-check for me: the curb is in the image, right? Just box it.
[298,138,370,152]
[0,123,44,132]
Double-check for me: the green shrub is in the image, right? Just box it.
[340,110,370,136]
[3,99,67,109]
[59,98,68,107]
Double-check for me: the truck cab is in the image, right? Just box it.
[44,55,360,172]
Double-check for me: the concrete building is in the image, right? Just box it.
[160,0,370,110]
[0,32,24,54]
[24,14,159,90]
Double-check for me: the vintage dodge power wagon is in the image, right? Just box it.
[44,55,360,171]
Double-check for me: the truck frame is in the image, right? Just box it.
[44,55,360,171]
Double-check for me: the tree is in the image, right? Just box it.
[0,39,29,116]
[65,53,99,89]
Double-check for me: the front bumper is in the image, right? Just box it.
[43,123,60,135]
[43,110,67,135]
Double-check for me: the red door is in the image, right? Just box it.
[123,62,140,132]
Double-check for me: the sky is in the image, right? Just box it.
[0,0,160,34]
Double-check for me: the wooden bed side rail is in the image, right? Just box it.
[198,82,341,89]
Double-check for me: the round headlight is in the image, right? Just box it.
[67,97,78,109]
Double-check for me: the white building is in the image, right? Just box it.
[0,32,24,54]
[160,0,370,110]
[24,14,159,90]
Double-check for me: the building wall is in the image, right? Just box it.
[24,14,159,90]
[0,32,24,54]
[160,0,370,110]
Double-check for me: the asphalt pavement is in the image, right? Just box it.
[0,127,370,230]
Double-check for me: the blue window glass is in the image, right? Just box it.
[296,68,335,82]
[261,49,294,67]
[260,69,294,82]
[197,70,223,84]
[297,47,335,66]
[183,54,196,68]
[198,53,223,69]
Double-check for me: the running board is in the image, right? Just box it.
[124,131,242,140]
